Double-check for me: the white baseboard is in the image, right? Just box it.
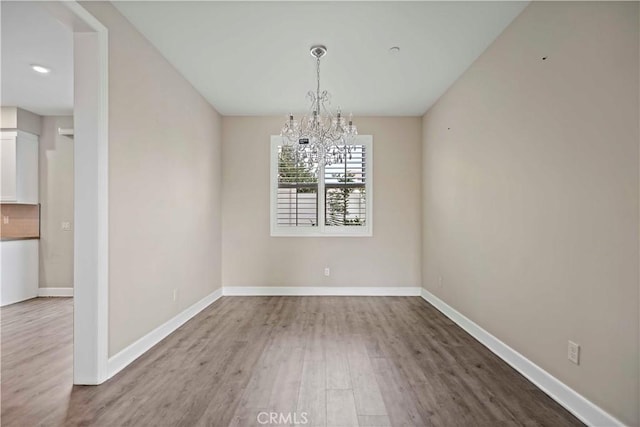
[420,288,625,427]
[107,288,223,380]
[38,287,74,297]
[222,286,421,296]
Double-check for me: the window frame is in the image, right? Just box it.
[270,135,373,237]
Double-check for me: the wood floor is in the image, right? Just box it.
[1,296,582,426]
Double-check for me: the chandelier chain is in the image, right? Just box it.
[316,56,321,114]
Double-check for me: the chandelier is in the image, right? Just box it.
[280,45,358,166]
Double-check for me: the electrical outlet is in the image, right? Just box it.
[61,221,71,231]
[324,267,330,277]
[172,289,178,302]
[2,216,9,225]
[568,341,580,365]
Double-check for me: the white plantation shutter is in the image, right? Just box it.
[324,145,367,227]
[277,145,318,227]
[271,135,372,237]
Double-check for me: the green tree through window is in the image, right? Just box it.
[278,146,317,192]
[326,172,365,226]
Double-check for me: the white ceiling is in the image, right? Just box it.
[1,1,74,116]
[114,1,528,116]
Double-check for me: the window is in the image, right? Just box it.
[270,135,373,237]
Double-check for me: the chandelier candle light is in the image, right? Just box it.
[280,45,358,166]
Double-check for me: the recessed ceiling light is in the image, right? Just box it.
[31,64,51,74]
[389,46,401,54]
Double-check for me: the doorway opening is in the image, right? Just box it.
[0,0,109,398]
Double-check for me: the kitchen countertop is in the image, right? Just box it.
[1,237,40,242]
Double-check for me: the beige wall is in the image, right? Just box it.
[39,116,74,289]
[222,117,422,288]
[16,108,42,136]
[82,2,223,357]
[422,2,639,425]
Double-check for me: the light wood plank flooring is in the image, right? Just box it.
[1,296,582,426]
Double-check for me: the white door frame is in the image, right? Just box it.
[53,1,109,384]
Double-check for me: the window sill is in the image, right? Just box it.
[270,228,372,238]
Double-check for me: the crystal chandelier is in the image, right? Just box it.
[280,45,358,166]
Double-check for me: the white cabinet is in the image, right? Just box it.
[1,135,17,201]
[0,131,38,203]
[0,240,39,306]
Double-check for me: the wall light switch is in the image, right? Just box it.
[568,341,580,365]
[2,216,9,225]
[61,221,71,231]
